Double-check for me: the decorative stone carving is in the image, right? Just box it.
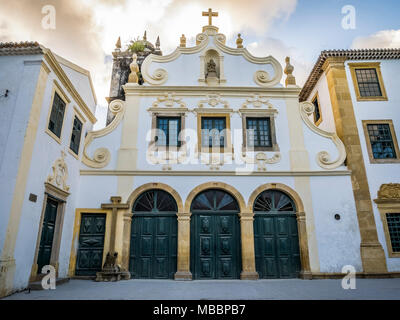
[242,152,281,171]
[128,54,139,84]
[253,70,274,87]
[300,101,346,170]
[284,56,296,87]
[377,184,400,199]
[198,94,229,108]
[152,92,186,108]
[47,151,70,192]
[236,34,243,48]
[242,94,273,109]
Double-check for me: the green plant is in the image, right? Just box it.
[129,38,145,53]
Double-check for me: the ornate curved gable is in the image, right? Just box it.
[141,23,283,88]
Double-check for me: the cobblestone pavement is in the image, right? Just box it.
[3,278,400,300]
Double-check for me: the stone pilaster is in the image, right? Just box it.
[297,212,312,279]
[239,212,259,280]
[322,57,387,273]
[175,213,192,280]
[121,212,133,271]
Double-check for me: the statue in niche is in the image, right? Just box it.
[206,59,217,78]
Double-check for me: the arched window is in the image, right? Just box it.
[191,189,239,211]
[253,190,296,213]
[133,189,177,212]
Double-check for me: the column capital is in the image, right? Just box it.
[177,212,191,221]
[322,56,347,74]
[239,211,254,221]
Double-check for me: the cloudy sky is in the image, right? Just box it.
[0,0,399,129]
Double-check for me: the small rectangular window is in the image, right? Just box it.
[201,117,226,148]
[156,117,181,147]
[355,68,382,97]
[48,92,66,138]
[386,213,400,253]
[312,96,322,125]
[367,123,396,159]
[70,116,83,155]
[246,117,272,148]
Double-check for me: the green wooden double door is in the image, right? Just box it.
[253,190,301,279]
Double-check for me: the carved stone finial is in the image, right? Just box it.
[236,34,243,48]
[115,36,121,50]
[128,54,139,84]
[156,36,160,48]
[180,34,186,48]
[143,30,147,41]
[284,56,296,87]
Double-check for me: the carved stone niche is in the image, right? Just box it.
[199,49,226,86]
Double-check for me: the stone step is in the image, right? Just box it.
[28,278,70,291]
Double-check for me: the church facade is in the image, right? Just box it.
[1,10,399,297]
[73,16,364,282]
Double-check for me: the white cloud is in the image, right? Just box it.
[352,29,400,49]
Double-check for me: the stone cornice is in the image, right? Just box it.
[80,170,351,177]
[124,84,301,98]
[299,48,400,102]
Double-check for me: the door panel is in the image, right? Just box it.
[191,213,241,279]
[130,215,177,279]
[37,198,58,272]
[254,214,300,279]
[75,214,106,276]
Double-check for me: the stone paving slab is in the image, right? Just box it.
[3,279,400,300]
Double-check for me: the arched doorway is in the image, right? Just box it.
[190,189,241,279]
[253,189,301,278]
[129,189,177,279]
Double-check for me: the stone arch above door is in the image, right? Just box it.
[127,183,184,213]
[248,183,305,214]
[184,182,247,213]
[247,182,311,278]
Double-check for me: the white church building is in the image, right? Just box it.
[0,10,399,297]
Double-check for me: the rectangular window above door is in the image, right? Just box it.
[246,117,272,148]
[156,117,181,147]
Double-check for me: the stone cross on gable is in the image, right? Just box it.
[202,8,218,26]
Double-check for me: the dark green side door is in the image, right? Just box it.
[129,189,178,279]
[190,189,241,280]
[253,190,301,279]
[37,198,58,272]
[75,214,106,276]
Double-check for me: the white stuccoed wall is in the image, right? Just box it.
[0,55,43,254]
[0,53,96,291]
[345,59,400,272]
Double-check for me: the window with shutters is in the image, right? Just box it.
[70,116,83,155]
[46,82,70,143]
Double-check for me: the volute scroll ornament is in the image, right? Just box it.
[300,101,346,170]
[82,99,126,169]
